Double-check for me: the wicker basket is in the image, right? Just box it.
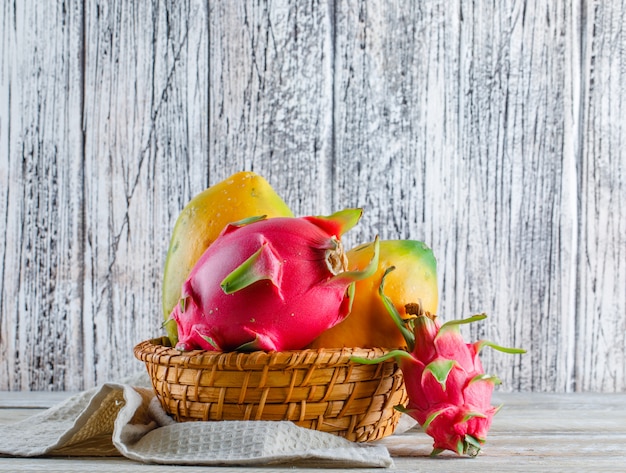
[134,337,407,442]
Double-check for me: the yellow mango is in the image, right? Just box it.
[162,171,293,345]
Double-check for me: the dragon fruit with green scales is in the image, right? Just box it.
[353,267,525,457]
[169,208,379,352]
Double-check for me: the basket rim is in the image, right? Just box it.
[134,336,398,370]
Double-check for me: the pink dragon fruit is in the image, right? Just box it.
[354,267,525,457]
[169,209,379,352]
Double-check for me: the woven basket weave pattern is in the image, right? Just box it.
[135,338,408,442]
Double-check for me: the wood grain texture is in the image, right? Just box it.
[80,0,210,389]
[447,1,579,392]
[2,391,626,471]
[208,0,334,217]
[577,0,626,391]
[333,1,578,391]
[1,0,625,392]
[0,0,85,390]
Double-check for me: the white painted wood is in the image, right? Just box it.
[333,0,580,392]
[0,391,76,408]
[576,0,626,392]
[80,0,211,389]
[0,0,85,391]
[1,391,626,472]
[207,0,334,217]
[1,0,625,392]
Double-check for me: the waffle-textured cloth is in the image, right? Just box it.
[0,374,393,468]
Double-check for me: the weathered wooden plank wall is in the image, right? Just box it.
[1,0,624,392]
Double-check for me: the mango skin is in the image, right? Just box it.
[308,239,438,349]
[162,171,293,345]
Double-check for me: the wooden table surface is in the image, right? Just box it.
[1,391,625,472]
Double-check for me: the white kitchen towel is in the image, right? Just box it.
[0,373,393,468]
